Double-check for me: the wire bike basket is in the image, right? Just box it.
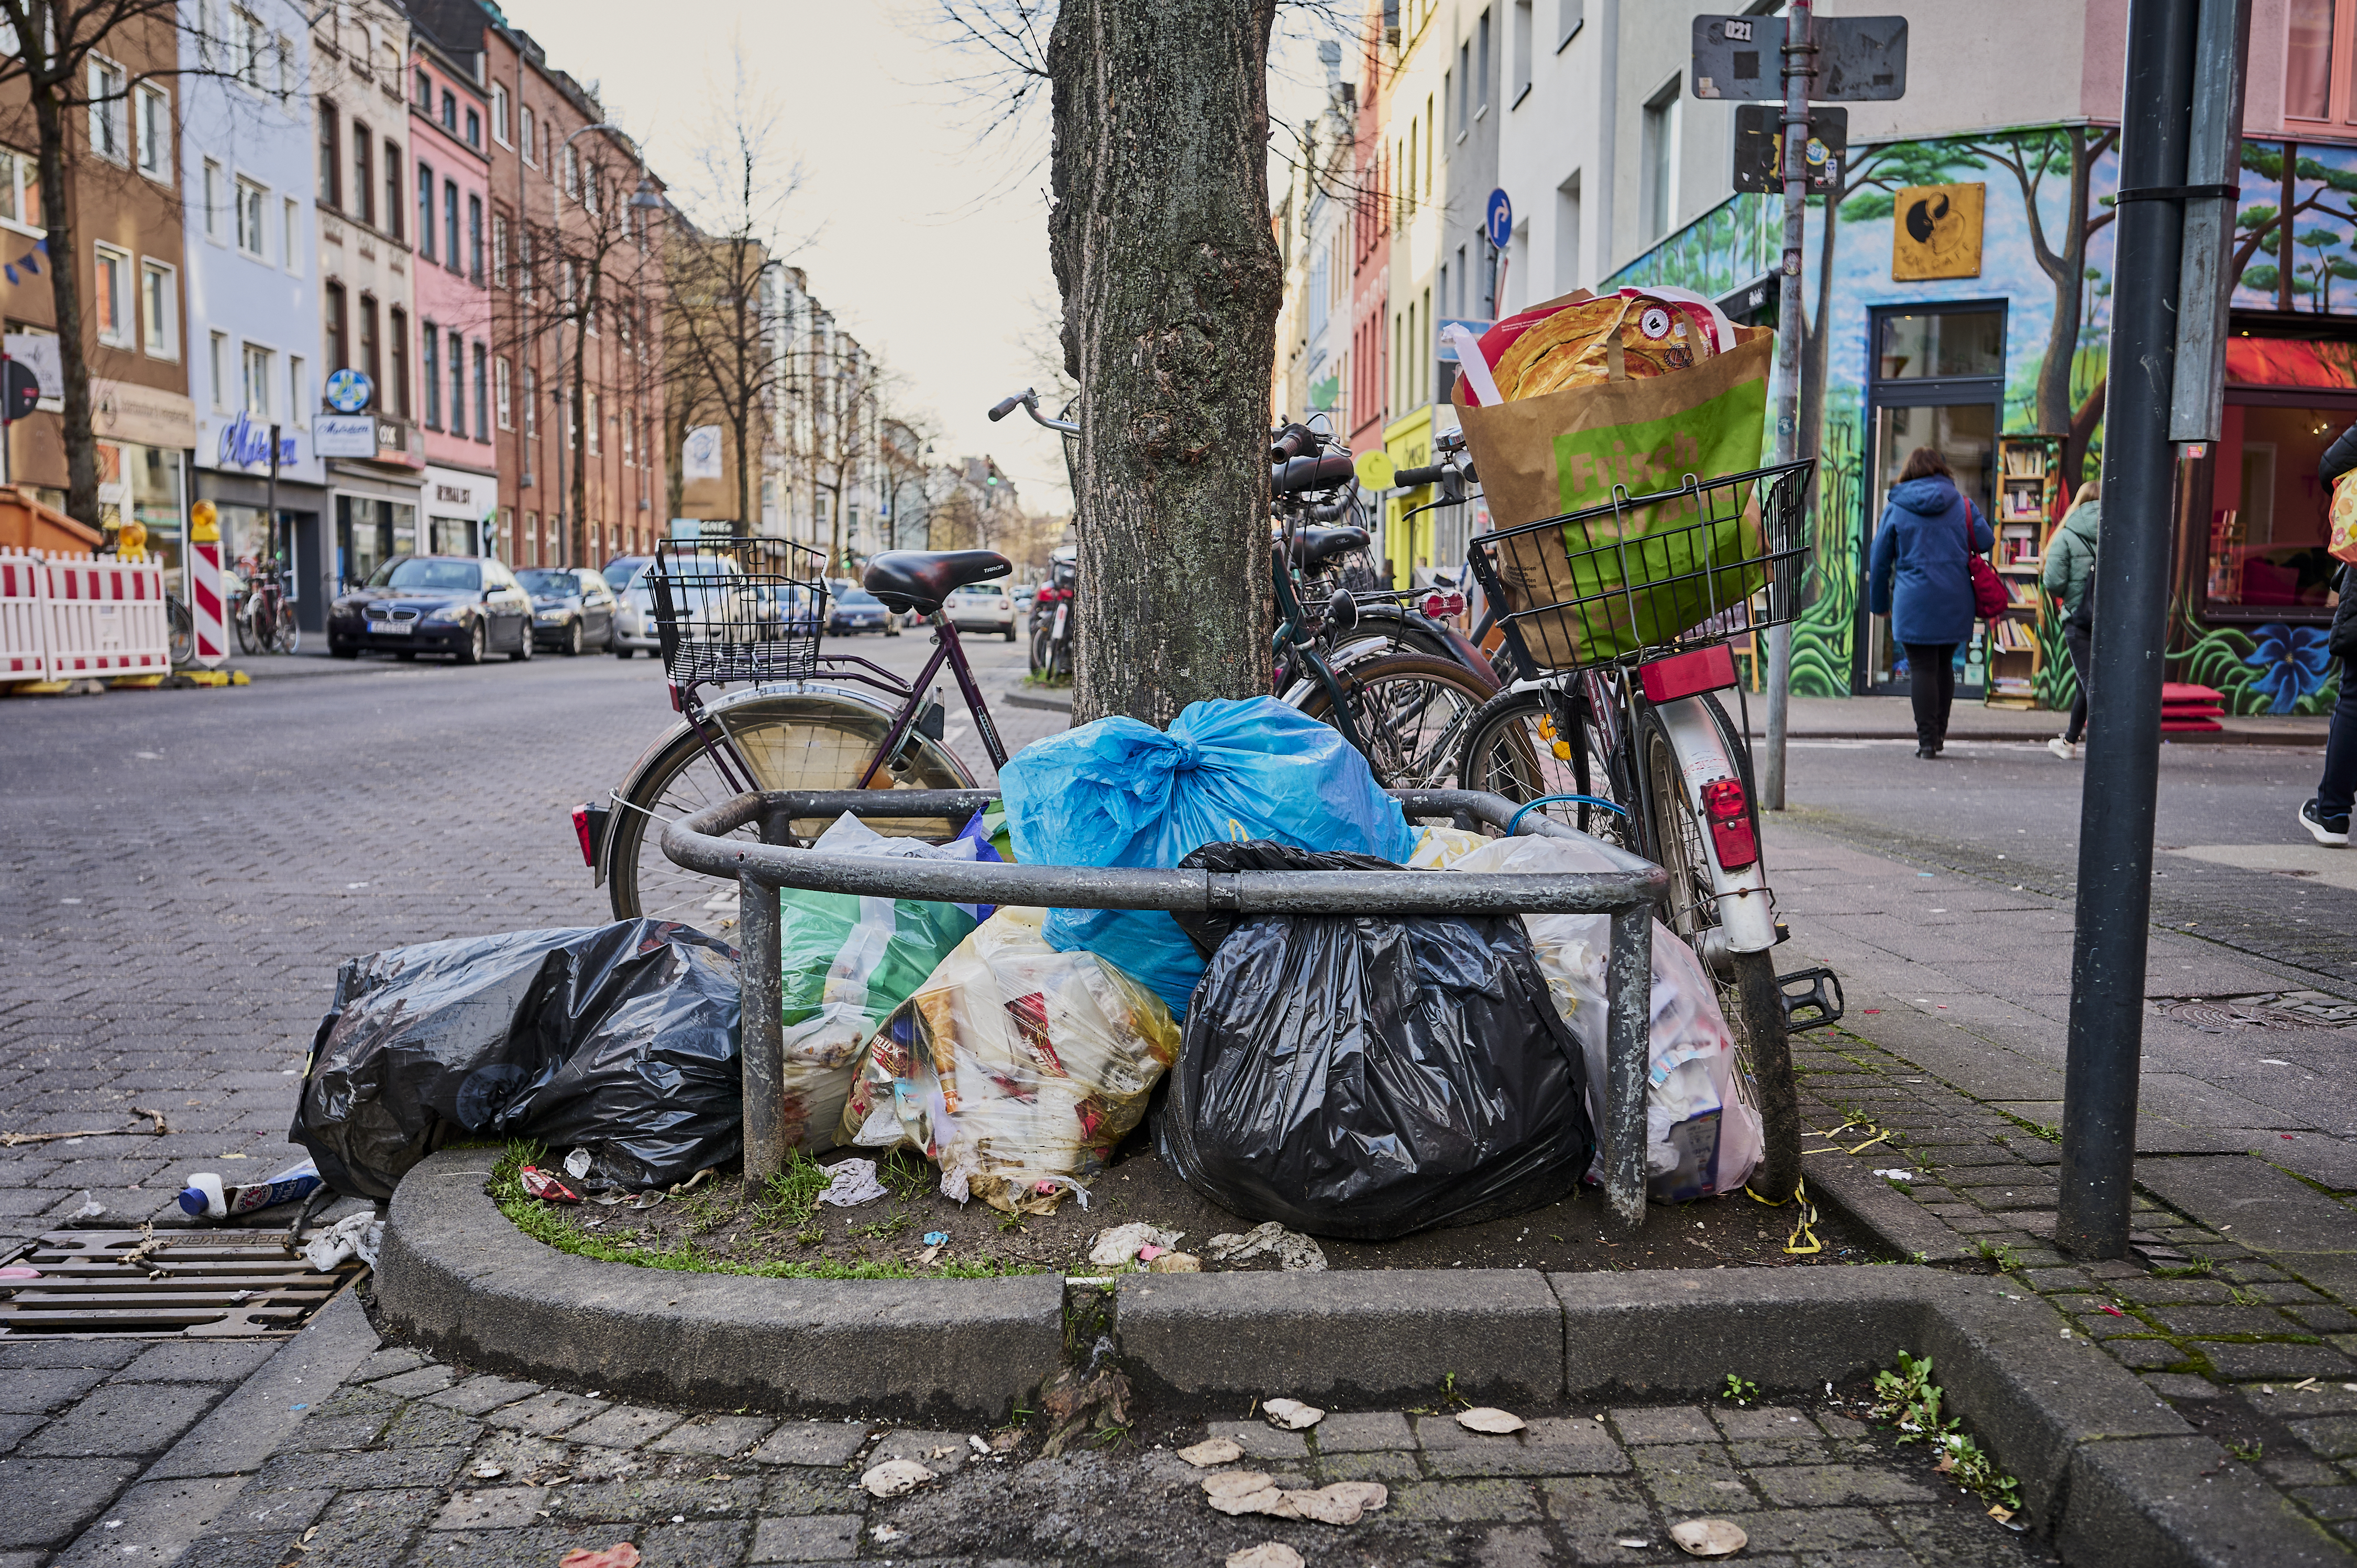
[648,535,831,688]
[659,787,1675,1229]
[1467,458,1813,673]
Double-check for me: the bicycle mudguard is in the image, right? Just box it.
[592,680,976,889]
[1650,694,1778,956]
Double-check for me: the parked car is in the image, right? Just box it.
[1012,582,1039,616]
[602,554,652,594]
[327,556,535,664]
[519,567,617,655]
[828,583,893,634]
[610,557,743,659]
[945,580,1018,640]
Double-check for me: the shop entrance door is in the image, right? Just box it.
[1852,304,2006,695]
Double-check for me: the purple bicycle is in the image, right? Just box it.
[577,534,1017,922]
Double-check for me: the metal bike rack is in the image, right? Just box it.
[661,787,1671,1229]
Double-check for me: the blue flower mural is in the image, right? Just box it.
[2245,624,2333,712]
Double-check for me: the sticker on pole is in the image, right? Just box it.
[1485,188,1513,249]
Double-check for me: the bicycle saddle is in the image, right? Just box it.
[862,550,1013,615]
[1290,526,1369,569]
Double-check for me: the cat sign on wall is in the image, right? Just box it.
[1891,182,1985,280]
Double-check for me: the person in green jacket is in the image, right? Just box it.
[2041,481,2100,759]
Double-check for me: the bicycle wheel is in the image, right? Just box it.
[232,597,258,656]
[274,599,301,655]
[167,598,193,666]
[1295,654,1492,790]
[605,692,975,925]
[1637,695,1800,1202]
[1456,686,1639,852]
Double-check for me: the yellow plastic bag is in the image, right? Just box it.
[836,907,1181,1213]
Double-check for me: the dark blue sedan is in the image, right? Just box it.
[327,556,535,664]
[828,584,891,634]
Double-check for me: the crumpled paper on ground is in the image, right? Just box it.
[300,1212,384,1273]
[817,1158,888,1208]
[1086,1222,1182,1267]
[1204,1221,1328,1272]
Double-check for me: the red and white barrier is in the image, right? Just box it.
[188,537,227,667]
[0,547,42,679]
[41,551,171,679]
[0,548,173,683]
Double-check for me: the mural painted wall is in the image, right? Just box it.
[1607,128,2356,714]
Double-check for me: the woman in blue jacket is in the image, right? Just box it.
[1869,447,1994,758]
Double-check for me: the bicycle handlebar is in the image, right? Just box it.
[1269,423,1318,463]
[988,392,1026,422]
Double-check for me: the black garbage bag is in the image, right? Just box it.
[292,921,741,1199]
[1157,841,1592,1241]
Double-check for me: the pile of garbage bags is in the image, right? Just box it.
[293,920,742,1199]
[296,696,1758,1241]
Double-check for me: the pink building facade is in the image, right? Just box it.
[408,35,498,556]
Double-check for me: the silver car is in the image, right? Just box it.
[945,580,1018,640]
[611,558,744,659]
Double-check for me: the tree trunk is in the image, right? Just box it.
[30,90,98,526]
[1048,0,1282,727]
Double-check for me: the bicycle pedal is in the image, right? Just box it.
[1777,966,1844,1032]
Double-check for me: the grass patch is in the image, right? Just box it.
[487,1140,1033,1282]
[1870,1351,2022,1512]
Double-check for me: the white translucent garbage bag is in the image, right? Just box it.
[1450,834,1763,1199]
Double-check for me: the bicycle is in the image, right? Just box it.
[231,557,300,656]
[167,591,194,666]
[1449,457,1824,1202]
[583,534,1009,923]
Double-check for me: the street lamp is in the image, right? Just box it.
[548,122,663,563]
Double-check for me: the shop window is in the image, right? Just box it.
[1876,310,2005,380]
[2209,399,2349,615]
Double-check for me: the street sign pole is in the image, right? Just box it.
[1762,1,1813,812]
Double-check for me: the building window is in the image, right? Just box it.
[415,67,430,108]
[473,343,488,440]
[491,213,507,286]
[289,355,306,418]
[283,197,301,270]
[389,305,410,418]
[235,177,267,258]
[2289,0,2334,119]
[494,355,512,428]
[202,160,224,241]
[440,88,456,132]
[135,84,169,177]
[1641,75,1679,241]
[0,147,41,233]
[465,107,480,148]
[88,58,127,162]
[523,367,536,437]
[325,281,348,372]
[242,342,274,418]
[443,179,459,271]
[491,82,510,145]
[520,105,536,165]
[383,141,402,239]
[351,122,372,225]
[209,331,228,410]
[232,7,264,89]
[565,143,581,201]
[622,403,633,466]
[1512,0,1532,102]
[416,159,433,255]
[587,392,600,455]
[93,244,132,345]
[1478,8,1491,113]
[359,292,378,383]
[318,102,341,205]
[422,323,440,427]
[140,259,177,358]
[449,335,465,436]
[467,194,483,282]
[274,33,293,98]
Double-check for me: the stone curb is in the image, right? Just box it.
[373,1147,1064,1421]
[1001,684,1074,713]
[381,1150,2348,1566]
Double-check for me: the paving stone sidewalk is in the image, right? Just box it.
[147,1316,2052,1568]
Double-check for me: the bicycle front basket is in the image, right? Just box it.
[1470,458,1811,671]
[648,536,829,685]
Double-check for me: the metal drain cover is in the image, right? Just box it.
[0,1228,362,1338]
[2151,992,2357,1032]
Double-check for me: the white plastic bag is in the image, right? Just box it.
[1450,835,1761,1199]
[836,907,1181,1213]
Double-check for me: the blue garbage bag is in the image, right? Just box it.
[998,696,1417,1016]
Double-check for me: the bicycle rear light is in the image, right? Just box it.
[1420,590,1465,619]
[1699,777,1757,871]
[571,802,608,868]
[1637,644,1738,704]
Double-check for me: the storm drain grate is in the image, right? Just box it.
[2151,991,2357,1033]
[0,1228,362,1338]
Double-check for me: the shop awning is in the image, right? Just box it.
[2226,336,2357,390]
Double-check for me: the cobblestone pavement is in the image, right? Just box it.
[163,1320,2051,1568]
[0,641,1063,1564]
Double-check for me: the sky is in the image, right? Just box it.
[499,0,1351,514]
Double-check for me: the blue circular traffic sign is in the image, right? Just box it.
[1485,188,1513,249]
[325,367,373,414]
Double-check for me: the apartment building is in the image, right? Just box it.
[183,0,329,625]
[1273,42,1356,431]
[404,23,497,559]
[0,9,196,576]
[1346,1,1393,460]
[309,0,424,592]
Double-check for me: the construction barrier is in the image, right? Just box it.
[188,535,226,667]
[0,548,174,683]
[0,547,41,679]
